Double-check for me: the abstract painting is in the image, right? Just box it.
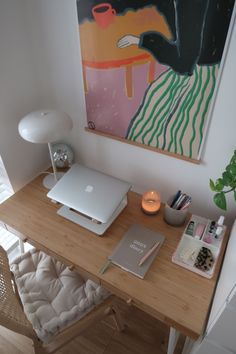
[76,0,235,161]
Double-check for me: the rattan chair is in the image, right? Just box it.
[0,246,124,354]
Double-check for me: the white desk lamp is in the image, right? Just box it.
[18,110,73,189]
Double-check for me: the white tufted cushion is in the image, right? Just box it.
[10,249,110,342]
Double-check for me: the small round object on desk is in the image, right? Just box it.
[52,143,74,168]
[141,190,161,215]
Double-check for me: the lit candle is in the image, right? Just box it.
[141,190,161,215]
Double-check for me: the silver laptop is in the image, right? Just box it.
[47,164,131,224]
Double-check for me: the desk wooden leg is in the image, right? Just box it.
[167,327,180,354]
[181,337,195,354]
[125,65,133,98]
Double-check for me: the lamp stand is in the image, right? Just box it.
[42,142,64,189]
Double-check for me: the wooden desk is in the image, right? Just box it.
[0,174,228,353]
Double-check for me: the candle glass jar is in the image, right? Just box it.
[141,190,161,215]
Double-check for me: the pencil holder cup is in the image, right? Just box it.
[164,198,188,226]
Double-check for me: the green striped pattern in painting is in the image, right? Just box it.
[127,64,218,159]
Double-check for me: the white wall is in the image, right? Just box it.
[0,0,49,192]
[7,0,236,225]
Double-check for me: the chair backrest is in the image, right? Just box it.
[0,246,35,339]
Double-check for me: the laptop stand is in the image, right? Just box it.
[57,195,128,235]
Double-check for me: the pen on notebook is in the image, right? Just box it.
[138,241,160,267]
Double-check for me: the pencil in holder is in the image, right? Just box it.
[164,197,189,226]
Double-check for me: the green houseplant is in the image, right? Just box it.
[210,150,236,210]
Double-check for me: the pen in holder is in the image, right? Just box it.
[164,192,190,226]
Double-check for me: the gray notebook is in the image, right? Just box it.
[109,224,165,279]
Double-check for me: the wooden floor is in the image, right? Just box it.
[0,299,185,354]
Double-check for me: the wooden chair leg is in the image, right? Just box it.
[111,304,125,332]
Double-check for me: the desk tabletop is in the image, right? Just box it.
[0,173,228,340]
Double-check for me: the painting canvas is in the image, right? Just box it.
[76,0,235,161]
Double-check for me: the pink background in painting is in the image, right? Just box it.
[84,62,167,137]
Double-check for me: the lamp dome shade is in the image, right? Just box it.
[18,110,73,143]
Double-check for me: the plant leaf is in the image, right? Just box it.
[222,171,233,186]
[215,178,224,191]
[234,189,236,202]
[213,192,227,210]
[209,179,216,191]
[229,181,236,188]
[229,163,236,175]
